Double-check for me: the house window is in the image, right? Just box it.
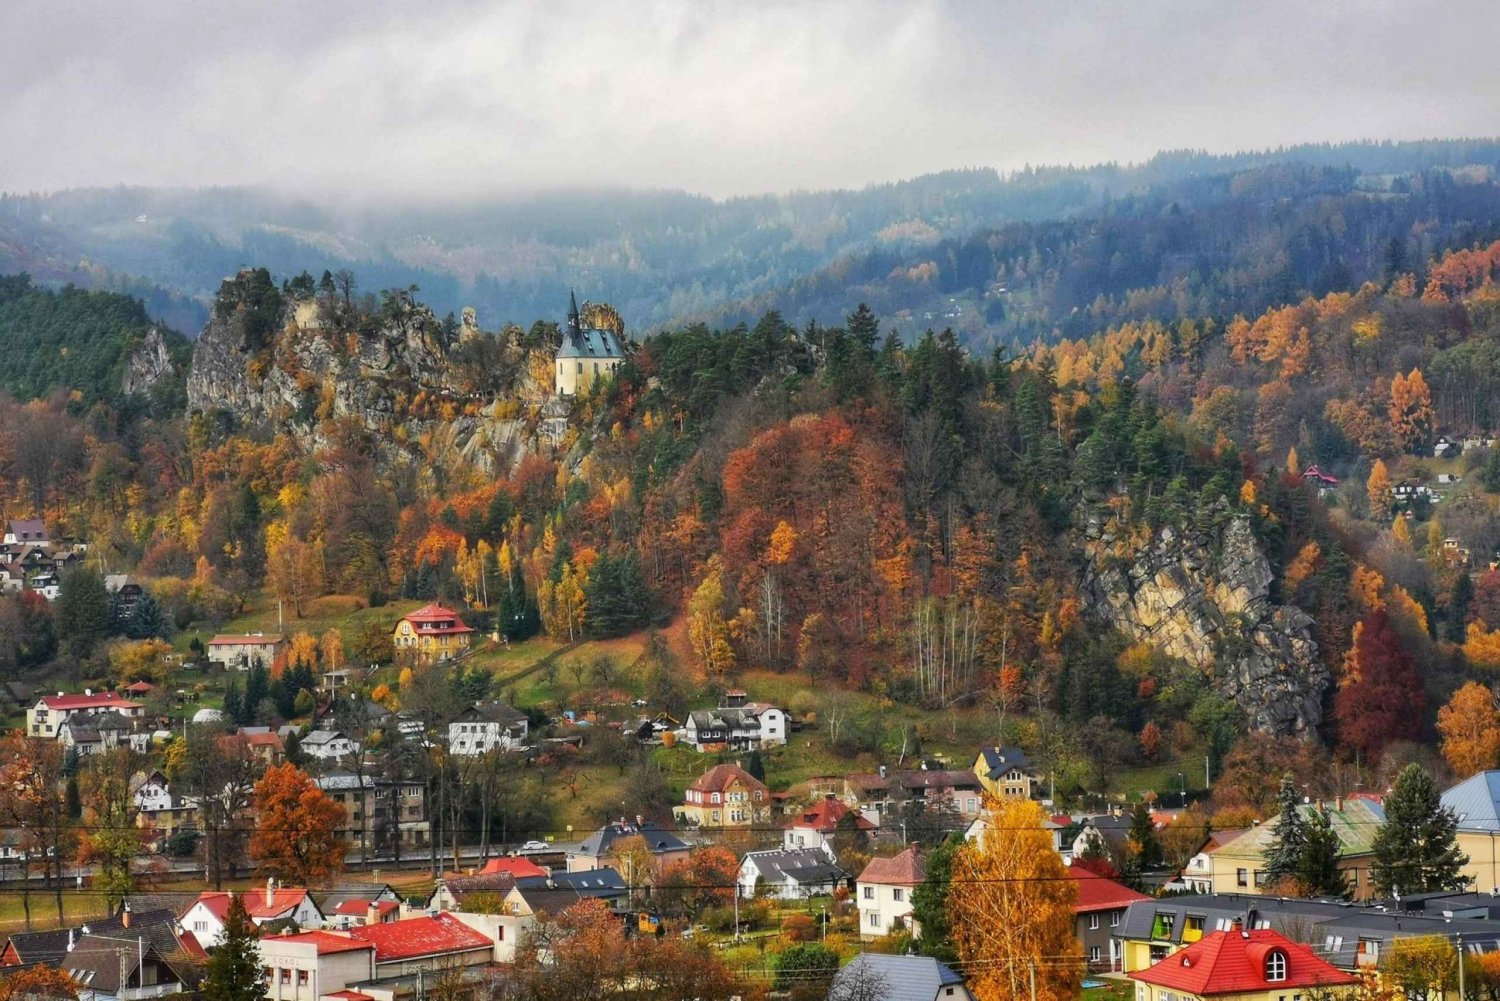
[869,913,881,928]
[1089,913,1100,930]
[1110,911,1121,928]
[280,969,292,984]
[1090,946,1101,964]
[1266,949,1287,982]
[893,888,904,903]
[863,886,874,900]
[1236,868,1248,887]
[1150,912,1175,940]
[298,971,309,986]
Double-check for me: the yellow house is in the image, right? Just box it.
[1129,927,1356,1001]
[677,763,771,829]
[1206,798,1384,901]
[973,746,1037,800]
[392,603,474,663]
[1440,770,1500,892]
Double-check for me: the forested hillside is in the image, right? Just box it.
[7,233,1500,794]
[0,273,189,407]
[3,139,1498,339]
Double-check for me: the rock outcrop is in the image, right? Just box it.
[121,327,175,396]
[1082,506,1327,736]
[187,286,537,474]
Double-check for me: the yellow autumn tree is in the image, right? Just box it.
[288,631,319,670]
[1286,447,1301,476]
[1390,368,1435,451]
[1438,682,1500,778]
[1239,479,1258,506]
[951,798,1080,1001]
[1392,515,1412,547]
[1466,622,1500,671]
[1367,459,1393,515]
[1350,565,1386,611]
[1283,541,1323,593]
[688,556,735,676]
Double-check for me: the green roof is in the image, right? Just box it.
[1214,798,1386,860]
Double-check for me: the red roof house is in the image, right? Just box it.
[348,913,495,968]
[1129,928,1356,999]
[476,856,548,879]
[858,847,925,887]
[399,603,474,636]
[1067,865,1151,913]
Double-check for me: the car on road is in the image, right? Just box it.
[520,840,549,851]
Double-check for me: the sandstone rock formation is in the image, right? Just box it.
[1082,506,1327,736]
[121,327,175,396]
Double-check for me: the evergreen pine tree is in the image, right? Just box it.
[744,750,766,784]
[911,834,960,964]
[202,894,266,1001]
[1263,774,1307,887]
[1372,763,1469,896]
[1297,808,1349,898]
[125,591,172,640]
[56,566,110,658]
[1128,801,1163,869]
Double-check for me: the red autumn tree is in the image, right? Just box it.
[249,763,349,887]
[1333,610,1425,763]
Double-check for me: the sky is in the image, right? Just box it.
[4,0,1499,200]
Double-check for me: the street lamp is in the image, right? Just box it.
[1177,772,1186,809]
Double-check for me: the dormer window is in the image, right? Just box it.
[1266,949,1287,982]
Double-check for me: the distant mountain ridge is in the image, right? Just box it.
[2,138,1498,342]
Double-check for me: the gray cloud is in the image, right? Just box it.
[4,0,1498,199]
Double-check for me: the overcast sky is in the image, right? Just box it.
[4,0,1498,200]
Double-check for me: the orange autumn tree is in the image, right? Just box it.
[249,763,348,887]
[1389,368,1434,451]
[1438,682,1500,778]
[0,966,79,1001]
[1367,460,1393,515]
[951,798,1080,1001]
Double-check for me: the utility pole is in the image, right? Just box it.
[1205,753,1211,788]
[1459,933,1467,1001]
[1029,959,1038,1001]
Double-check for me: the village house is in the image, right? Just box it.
[554,291,626,396]
[857,847,925,940]
[832,954,975,1001]
[59,710,137,755]
[325,901,401,930]
[1177,830,1247,895]
[64,933,189,1001]
[1068,864,1149,972]
[130,771,197,850]
[103,574,144,618]
[301,729,360,761]
[225,727,286,766]
[1207,798,1385,901]
[739,846,849,900]
[1128,925,1356,1001]
[1441,770,1500,892]
[254,930,376,1001]
[678,691,787,752]
[3,519,47,545]
[676,763,771,829]
[567,819,690,875]
[972,746,1037,800]
[447,701,529,755]
[181,884,324,948]
[784,797,876,852]
[316,773,379,852]
[425,857,550,912]
[206,632,286,671]
[30,690,144,739]
[391,603,473,663]
[845,768,984,826]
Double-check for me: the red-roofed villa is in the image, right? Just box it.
[857,847,925,940]
[393,603,474,662]
[1129,927,1355,1001]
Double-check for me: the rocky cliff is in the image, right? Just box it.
[121,327,175,396]
[186,284,533,473]
[1082,506,1327,736]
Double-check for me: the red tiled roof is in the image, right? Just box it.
[475,857,548,879]
[1129,929,1356,996]
[239,731,284,748]
[194,888,312,921]
[788,798,876,832]
[1066,865,1151,912]
[331,900,401,918]
[176,929,208,960]
[38,691,141,711]
[348,914,492,962]
[207,634,285,646]
[260,930,375,956]
[858,847,924,886]
[324,992,375,1001]
[399,604,474,635]
[125,681,155,694]
[689,763,769,795]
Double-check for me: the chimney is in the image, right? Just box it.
[85,688,92,697]
[121,903,132,929]
[366,902,380,926]
[67,929,75,952]
[266,878,276,907]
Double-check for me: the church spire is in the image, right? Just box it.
[568,288,580,328]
